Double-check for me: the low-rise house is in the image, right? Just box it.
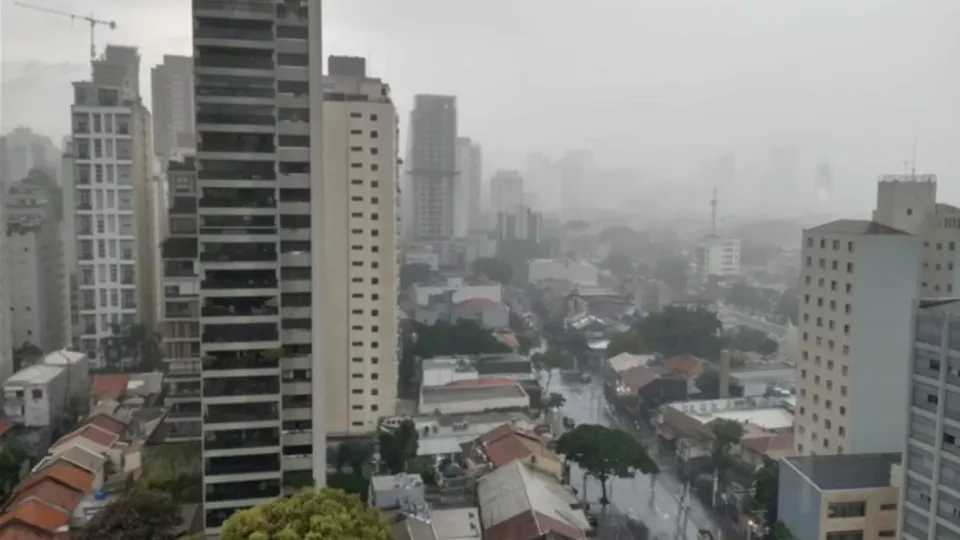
[413,277,502,307]
[420,382,528,416]
[463,424,563,481]
[393,411,543,462]
[2,364,68,428]
[477,459,590,540]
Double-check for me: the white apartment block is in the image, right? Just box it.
[871,175,960,298]
[70,77,156,361]
[695,236,740,284]
[5,184,65,354]
[321,56,399,436]
[795,220,920,456]
[151,54,196,160]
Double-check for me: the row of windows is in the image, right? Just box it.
[924,240,957,251]
[804,276,854,294]
[807,237,855,253]
[806,257,854,273]
[801,333,850,355]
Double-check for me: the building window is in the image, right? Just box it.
[827,502,866,519]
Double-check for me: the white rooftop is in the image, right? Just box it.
[5,364,64,386]
[41,349,88,366]
[666,396,795,431]
[431,508,482,540]
[607,353,655,373]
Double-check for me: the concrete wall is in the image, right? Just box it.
[778,459,822,540]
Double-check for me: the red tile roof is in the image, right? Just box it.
[0,501,69,537]
[6,479,82,514]
[446,377,516,388]
[54,424,118,449]
[0,420,16,438]
[618,365,660,391]
[478,424,558,467]
[12,462,94,498]
[484,510,587,540]
[663,354,702,379]
[86,414,126,436]
[90,374,130,400]
[453,298,502,311]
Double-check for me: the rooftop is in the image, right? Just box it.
[473,424,558,467]
[666,396,795,431]
[0,500,69,535]
[90,374,131,400]
[4,364,63,386]
[806,219,908,236]
[421,383,527,405]
[784,452,901,491]
[607,353,655,373]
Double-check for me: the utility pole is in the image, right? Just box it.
[13,2,117,69]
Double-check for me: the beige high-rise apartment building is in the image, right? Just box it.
[320,56,399,436]
[794,220,920,456]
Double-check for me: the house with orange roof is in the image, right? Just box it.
[464,424,563,481]
[0,500,70,540]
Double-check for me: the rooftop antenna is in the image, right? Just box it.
[710,187,718,237]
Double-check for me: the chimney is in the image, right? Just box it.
[719,349,731,398]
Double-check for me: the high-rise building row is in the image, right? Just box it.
[68,45,157,366]
[151,54,196,160]
[191,0,397,533]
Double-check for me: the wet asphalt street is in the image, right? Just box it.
[548,374,719,540]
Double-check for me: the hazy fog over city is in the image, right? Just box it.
[3,0,960,217]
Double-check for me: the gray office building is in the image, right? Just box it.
[408,95,458,253]
[900,298,960,540]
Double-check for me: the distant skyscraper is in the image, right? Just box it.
[560,150,592,216]
[455,137,481,234]
[489,170,524,215]
[92,45,141,98]
[409,95,458,254]
[0,128,59,187]
[151,55,195,160]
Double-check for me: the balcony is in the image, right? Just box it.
[194,0,275,15]
[198,132,276,154]
[202,296,278,318]
[206,454,280,477]
[195,19,274,42]
[163,237,199,259]
[275,2,308,22]
[201,214,277,236]
[204,376,280,397]
[170,196,198,214]
[202,322,278,344]
[200,243,277,263]
[204,401,278,424]
[200,187,276,209]
[167,381,202,397]
[165,301,199,319]
[203,350,280,371]
[168,402,202,418]
[163,421,201,439]
[196,46,274,70]
[197,158,276,180]
[205,479,281,503]
[202,269,277,290]
[204,427,280,450]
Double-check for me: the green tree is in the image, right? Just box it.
[770,521,797,540]
[74,490,181,540]
[473,257,514,284]
[531,349,574,391]
[726,327,779,356]
[605,306,723,361]
[407,457,438,485]
[400,262,433,289]
[747,457,780,530]
[0,443,26,500]
[221,488,390,540]
[555,424,658,507]
[653,254,689,295]
[709,418,745,498]
[774,289,799,325]
[378,419,418,474]
[601,252,633,279]
[542,392,566,409]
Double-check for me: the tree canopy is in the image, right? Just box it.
[748,457,780,530]
[726,327,779,356]
[398,320,512,398]
[555,424,658,505]
[653,254,690,295]
[605,306,723,360]
[709,418,746,492]
[378,419,418,474]
[74,490,181,540]
[400,263,433,289]
[473,257,514,284]
[774,289,799,325]
[221,488,390,540]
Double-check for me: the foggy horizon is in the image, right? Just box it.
[2,0,959,219]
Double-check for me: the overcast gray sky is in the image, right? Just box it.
[2,0,959,217]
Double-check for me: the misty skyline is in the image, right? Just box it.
[2,0,959,217]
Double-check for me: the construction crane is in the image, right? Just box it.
[13,1,117,64]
